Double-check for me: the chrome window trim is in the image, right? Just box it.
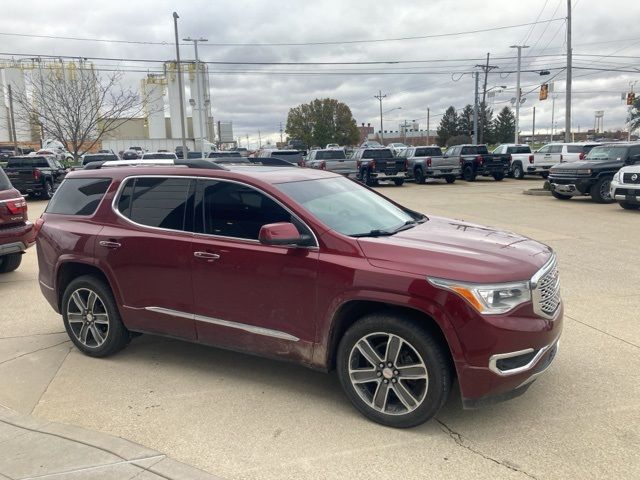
[110,174,319,248]
[145,306,300,342]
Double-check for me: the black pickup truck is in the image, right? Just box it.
[549,143,640,203]
[3,156,67,199]
[443,144,511,181]
[353,148,407,186]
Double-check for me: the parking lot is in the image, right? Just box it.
[1,176,639,480]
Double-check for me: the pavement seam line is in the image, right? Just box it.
[16,455,167,480]
[435,419,539,479]
[0,332,66,340]
[126,456,170,480]
[0,340,72,367]
[29,345,74,416]
[565,314,640,350]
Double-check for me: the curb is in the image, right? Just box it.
[523,188,551,196]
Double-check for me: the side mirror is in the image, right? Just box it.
[259,222,308,246]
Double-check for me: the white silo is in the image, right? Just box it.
[0,74,10,142]
[165,61,188,139]
[141,75,167,139]
[3,66,32,141]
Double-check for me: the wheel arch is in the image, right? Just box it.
[56,261,112,312]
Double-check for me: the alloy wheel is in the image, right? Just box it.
[348,332,429,415]
[600,179,611,201]
[66,288,110,348]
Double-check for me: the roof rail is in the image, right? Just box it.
[83,159,228,170]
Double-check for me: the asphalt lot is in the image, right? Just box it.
[1,176,639,480]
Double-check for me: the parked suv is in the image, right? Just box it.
[36,160,562,428]
[0,167,34,273]
[549,143,640,203]
[610,157,640,210]
[400,146,459,184]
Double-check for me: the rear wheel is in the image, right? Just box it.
[414,168,426,184]
[540,172,549,179]
[393,178,405,186]
[0,253,22,273]
[40,181,54,200]
[619,201,640,210]
[337,313,451,428]
[492,172,505,181]
[445,175,456,184]
[590,176,614,203]
[362,168,376,187]
[462,165,476,182]
[62,275,131,357]
[552,190,572,200]
[512,162,525,180]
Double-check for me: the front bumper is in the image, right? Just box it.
[610,179,640,203]
[549,176,593,196]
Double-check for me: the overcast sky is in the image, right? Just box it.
[2,0,639,147]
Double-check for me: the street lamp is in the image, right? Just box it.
[510,45,529,143]
[172,12,188,158]
[183,37,208,158]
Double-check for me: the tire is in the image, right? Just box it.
[552,190,572,200]
[445,175,456,184]
[336,313,451,428]
[619,201,640,210]
[512,162,525,180]
[590,177,614,203]
[492,172,505,181]
[0,253,22,273]
[393,178,405,186]
[414,168,426,185]
[540,172,549,179]
[362,168,376,187]
[40,181,54,200]
[462,165,476,182]
[61,275,131,357]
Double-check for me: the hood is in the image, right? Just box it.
[357,216,552,283]
[552,159,623,170]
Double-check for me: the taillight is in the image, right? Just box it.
[370,160,377,170]
[404,159,408,170]
[579,152,585,160]
[508,154,513,164]
[560,154,563,161]
[356,160,361,169]
[5,198,27,215]
[33,169,41,181]
[475,155,483,164]
[320,161,326,170]
[426,157,432,167]
[34,216,45,237]
[529,155,534,164]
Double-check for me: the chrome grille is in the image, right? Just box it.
[532,256,561,319]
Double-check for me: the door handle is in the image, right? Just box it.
[194,251,221,260]
[99,240,121,249]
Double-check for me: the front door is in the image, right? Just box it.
[190,179,319,363]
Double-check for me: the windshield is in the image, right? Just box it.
[276,177,417,236]
[585,146,628,161]
[315,150,346,160]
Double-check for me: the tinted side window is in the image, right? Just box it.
[0,168,12,190]
[550,145,563,153]
[538,145,549,154]
[46,178,111,215]
[196,180,293,240]
[119,177,191,231]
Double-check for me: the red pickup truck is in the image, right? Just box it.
[0,168,34,273]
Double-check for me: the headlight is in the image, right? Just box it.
[428,278,531,315]
[613,171,621,183]
[578,169,592,175]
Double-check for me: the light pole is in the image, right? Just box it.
[628,81,637,141]
[375,90,387,144]
[510,45,529,144]
[183,37,208,158]
[172,12,187,158]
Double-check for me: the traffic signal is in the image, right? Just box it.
[627,92,636,105]
[539,84,549,101]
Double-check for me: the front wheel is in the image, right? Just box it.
[393,178,405,186]
[0,253,22,273]
[619,201,640,210]
[552,190,572,200]
[462,165,476,182]
[590,177,614,203]
[445,175,456,184]
[337,313,451,428]
[540,172,549,179]
[61,275,131,357]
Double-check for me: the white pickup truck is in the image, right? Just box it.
[492,144,534,179]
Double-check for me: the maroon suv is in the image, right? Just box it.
[36,161,562,427]
[0,167,34,273]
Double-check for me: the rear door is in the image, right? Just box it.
[97,176,197,339]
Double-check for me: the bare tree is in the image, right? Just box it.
[12,63,149,160]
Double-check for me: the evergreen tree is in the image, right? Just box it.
[457,105,474,139]
[480,102,495,144]
[437,106,459,146]
[493,106,516,143]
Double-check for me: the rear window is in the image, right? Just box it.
[83,154,118,165]
[567,146,585,153]
[117,177,192,231]
[461,146,489,155]
[507,146,531,154]
[46,178,111,215]
[414,148,442,157]
[6,157,50,168]
[208,151,241,158]
[315,150,346,160]
[363,149,393,159]
[0,168,12,190]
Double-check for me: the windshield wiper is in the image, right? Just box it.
[350,220,420,238]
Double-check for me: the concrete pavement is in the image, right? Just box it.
[1,179,639,479]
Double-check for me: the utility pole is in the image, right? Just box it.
[246,134,249,149]
[7,85,18,155]
[476,53,499,143]
[172,12,188,159]
[532,106,536,143]
[258,130,262,148]
[375,90,387,144]
[473,72,479,144]
[565,0,572,142]
[426,107,430,145]
[550,94,557,142]
[510,45,529,144]
[183,37,208,158]
[628,81,637,141]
